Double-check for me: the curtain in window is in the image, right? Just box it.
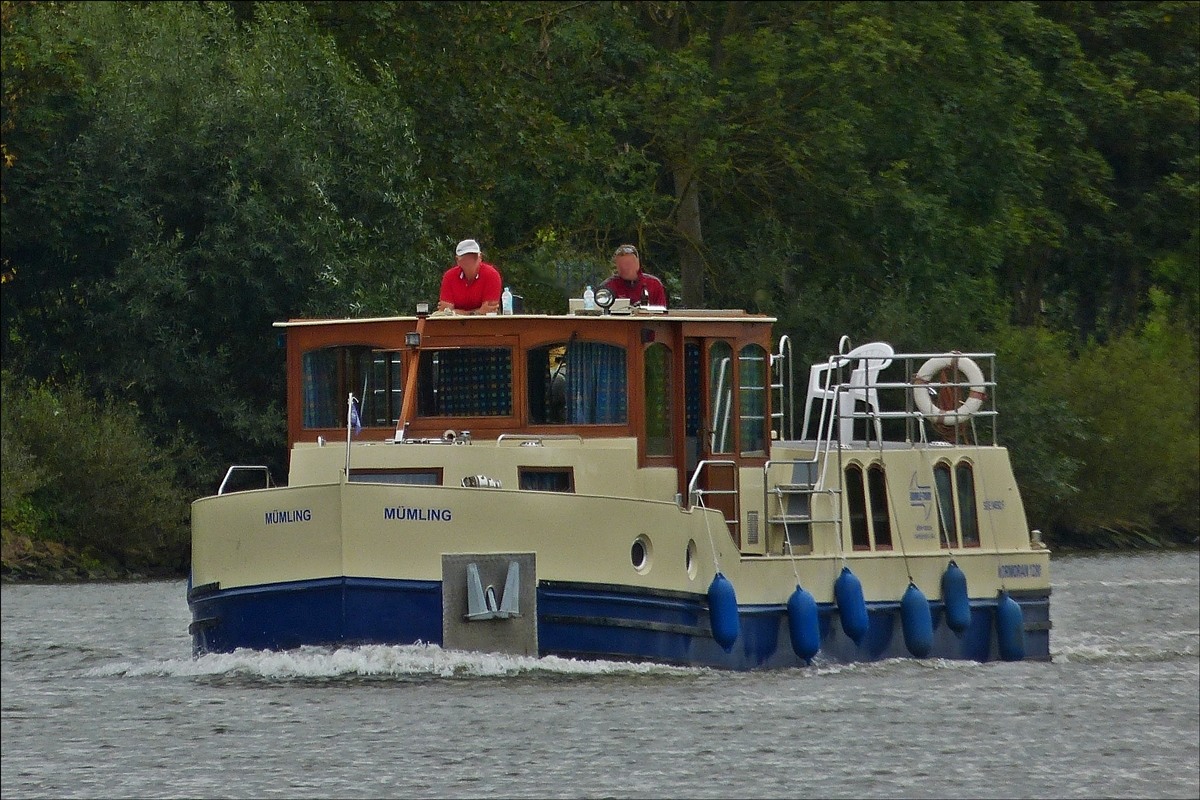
[303,349,340,428]
[567,341,627,424]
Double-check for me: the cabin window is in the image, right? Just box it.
[518,467,575,493]
[739,344,767,455]
[867,465,893,549]
[303,348,343,428]
[527,343,568,424]
[362,350,404,427]
[644,343,673,456]
[709,341,734,454]
[845,464,870,550]
[349,468,442,485]
[303,346,401,429]
[526,340,627,425]
[956,461,981,547]
[417,347,513,417]
[934,462,958,548]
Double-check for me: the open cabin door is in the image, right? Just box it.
[684,338,741,546]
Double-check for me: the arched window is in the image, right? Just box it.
[867,465,892,549]
[934,462,958,548]
[845,464,870,550]
[709,341,734,454]
[739,344,767,455]
[644,343,673,456]
[956,461,981,547]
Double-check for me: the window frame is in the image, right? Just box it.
[517,466,576,493]
[955,460,982,548]
[931,455,960,551]
[866,463,893,550]
[348,467,444,485]
[845,463,871,551]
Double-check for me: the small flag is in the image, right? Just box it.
[349,396,363,436]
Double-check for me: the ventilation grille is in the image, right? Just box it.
[746,511,760,544]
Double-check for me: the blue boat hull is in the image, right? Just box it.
[188,578,1050,668]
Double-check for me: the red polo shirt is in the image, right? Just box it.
[603,270,668,307]
[440,262,502,312]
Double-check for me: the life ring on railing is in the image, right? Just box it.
[912,354,987,427]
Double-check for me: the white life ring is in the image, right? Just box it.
[912,355,987,426]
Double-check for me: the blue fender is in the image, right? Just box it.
[941,560,972,634]
[707,572,740,652]
[996,590,1026,661]
[834,566,869,646]
[901,582,933,658]
[786,585,821,663]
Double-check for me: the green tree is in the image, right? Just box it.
[1,371,190,572]
[2,1,432,487]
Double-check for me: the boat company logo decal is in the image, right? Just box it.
[998,563,1042,579]
[384,506,452,522]
[265,509,312,524]
[908,472,933,520]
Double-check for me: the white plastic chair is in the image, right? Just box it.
[801,341,894,442]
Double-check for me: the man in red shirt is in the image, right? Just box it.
[602,244,668,307]
[438,239,502,315]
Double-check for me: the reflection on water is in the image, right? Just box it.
[2,551,1198,799]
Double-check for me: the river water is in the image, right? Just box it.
[2,551,1197,799]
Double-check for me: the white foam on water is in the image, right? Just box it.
[800,655,984,678]
[83,643,704,680]
[1051,630,1199,664]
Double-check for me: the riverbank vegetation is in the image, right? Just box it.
[2,1,1196,579]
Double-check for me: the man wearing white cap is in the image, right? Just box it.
[438,239,502,315]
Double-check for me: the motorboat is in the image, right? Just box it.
[188,303,1050,668]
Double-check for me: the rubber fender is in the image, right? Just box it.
[707,572,740,652]
[787,585,821,663]
[941,560,972,634]
[996,590,1026,661]
[834,566,869,646]
[901,582,934,658]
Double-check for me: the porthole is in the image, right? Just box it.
[686,539,698,580]
[631,534,653,574]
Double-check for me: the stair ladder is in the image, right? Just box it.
[764,395,843,556]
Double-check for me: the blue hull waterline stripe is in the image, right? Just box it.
[189,578,1051,669]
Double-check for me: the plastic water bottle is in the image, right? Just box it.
[501,286,513,315]
[583,285,595,311]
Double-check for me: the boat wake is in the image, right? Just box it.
[1051,631,1199,664]
[83,643,705,682]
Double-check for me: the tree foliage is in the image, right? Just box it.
[1,371,190,572]
[1,0,1196,562]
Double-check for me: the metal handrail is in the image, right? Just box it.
[687,458,738,505]
[496,434,584,446]
[770,334,794,441]
[218,465,272,495]
[805,350,1000,446]
[762,459,842,519]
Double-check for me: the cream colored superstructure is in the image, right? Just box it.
[192,435,1049,607]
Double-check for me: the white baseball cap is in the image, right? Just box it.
[455,239,481,257]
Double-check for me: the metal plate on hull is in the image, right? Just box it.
[442,553,538,657]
